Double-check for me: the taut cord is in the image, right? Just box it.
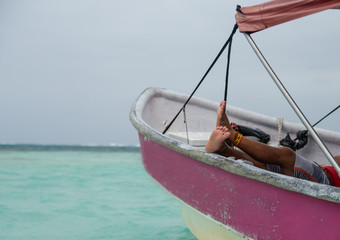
[224,30,234,102]
[313,104,340,127]
[162,23,238,134]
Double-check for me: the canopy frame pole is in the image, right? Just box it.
[243,33,340,177]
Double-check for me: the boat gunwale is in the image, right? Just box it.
[130,87,340,203]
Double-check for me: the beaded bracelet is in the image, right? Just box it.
[233,133,243,147]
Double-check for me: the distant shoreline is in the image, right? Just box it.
[0,144,140,152]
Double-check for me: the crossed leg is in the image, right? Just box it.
[206,101,296,176]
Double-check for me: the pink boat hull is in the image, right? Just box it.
[139,134,340,239]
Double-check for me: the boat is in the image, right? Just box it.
[130,1,340,239]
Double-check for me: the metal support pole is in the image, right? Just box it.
[244,33,340,177]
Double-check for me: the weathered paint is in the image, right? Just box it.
[139,134,340,240]
[130,88,340,239]
[130,88,340,202]
[179,199,251,240]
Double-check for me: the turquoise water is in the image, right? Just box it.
[0,145,196,240]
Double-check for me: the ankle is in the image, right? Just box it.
[228,129,237,143]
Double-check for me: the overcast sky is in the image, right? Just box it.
[1,0,339,146]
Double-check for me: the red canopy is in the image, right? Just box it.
[236,0,340,33]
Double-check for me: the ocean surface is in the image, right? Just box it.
[0,144,197,240]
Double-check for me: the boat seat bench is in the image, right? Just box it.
[167,132,211,147]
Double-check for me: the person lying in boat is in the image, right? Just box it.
[206,100,340,187]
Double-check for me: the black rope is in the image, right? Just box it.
[236,5,244,14]
[224,33,233,102]
[313,104,340,127]
[162,23,238,134]
[280,104,340,151]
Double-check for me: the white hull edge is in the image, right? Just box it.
[179,200,253,240]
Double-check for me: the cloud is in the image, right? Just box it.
[0,0,339,144]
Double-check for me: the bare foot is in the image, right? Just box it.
[216,101,236,140]
[216,101,229,127]
[206,126,230,153]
